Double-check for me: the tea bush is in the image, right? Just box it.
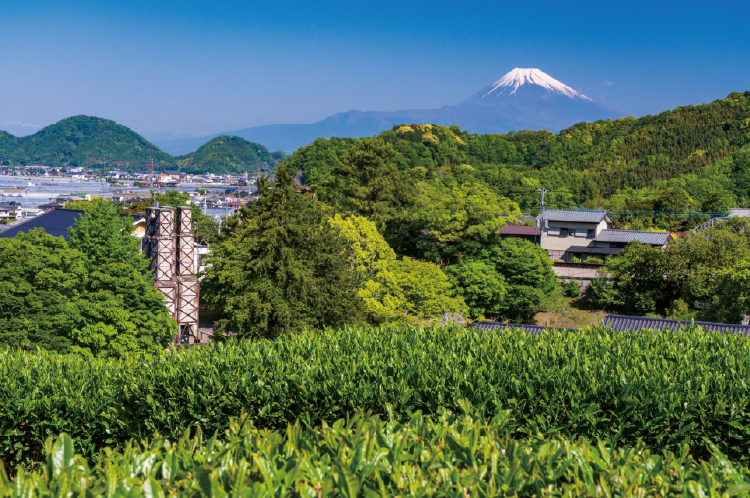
[3,324,750,467]
[4,409,750,497]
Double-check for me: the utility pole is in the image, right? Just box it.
[535,188,550,228]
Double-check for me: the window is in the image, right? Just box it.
[560,228,569,236]
[610,242,626,248]
[587,229,595,238]
[547,227,560,236]
[575,229,587,237]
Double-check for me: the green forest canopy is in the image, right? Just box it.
[0,116,285,175]
[285,91,750,229]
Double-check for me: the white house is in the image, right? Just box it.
[538,209,612,259]
[538,209,674,262]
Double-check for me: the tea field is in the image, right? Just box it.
[3,324,750,495]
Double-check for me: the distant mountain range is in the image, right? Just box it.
[154,68,623,154]
[0,116,278,175]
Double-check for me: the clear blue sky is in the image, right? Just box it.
[2,0,749,139]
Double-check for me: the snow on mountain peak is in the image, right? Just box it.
[482,68,593,102]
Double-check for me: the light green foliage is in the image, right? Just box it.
[409,181,520,264]
[5,413,750,497]
[385,257,467,323]
[328,214,395,278]
[4,325,750,467]
[62,199,99,211]
[328,215,466,324]
[202,169,364,339]
[154,189,189,206]
[446,259,506,319]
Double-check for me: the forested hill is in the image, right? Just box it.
[0,115,280,174]
[285,91,750,221]
[176,135,285,175]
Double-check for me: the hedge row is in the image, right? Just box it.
[4,410,750,497]
[3,325,750,467]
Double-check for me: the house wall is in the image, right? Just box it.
[540,220,608,251]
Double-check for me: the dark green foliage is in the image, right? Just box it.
[202,168,365,339]
[446,259,506,319]
[0,116,274,175]
[325,138,416,231]
[6,413,750,496]
[176,135,274,175]
[4,325,750,468]
[0,227,174,356]
[0,116,171,168]
[593,218,750,318]
[477,238,558,321]
[0,230,85,351]
[562,279,582,297]
[283,93,750,221]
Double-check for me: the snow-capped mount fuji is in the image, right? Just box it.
[154,68,623,154]
[455,68,620,129]
[472,68,594,102]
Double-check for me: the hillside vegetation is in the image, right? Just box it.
[286,92,750,226]
[176,135,275,175]
[0,116,281,175]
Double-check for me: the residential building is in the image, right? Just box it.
[474,315,750,335]
[38,202,64,211]
[538,209,612,259]
[602,315,750,335]
[498,225,541,243]
[0,209,146,240]
[15,208,42,219]
[564,230,672,263]
[158,170,186,182]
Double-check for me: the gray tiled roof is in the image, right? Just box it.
[730,208,750,217]
[537,209,610,224]
[474,321,576,335]
[595,229,670,245]
[603,315,750,336]
[0,209,85,240]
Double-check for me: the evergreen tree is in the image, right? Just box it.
[203,168,365,339]
[328,138,416,232]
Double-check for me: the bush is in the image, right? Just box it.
[585,256,604,265]
[3,325,750,467]
[4,410,750,496]
[562,279,582,297]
